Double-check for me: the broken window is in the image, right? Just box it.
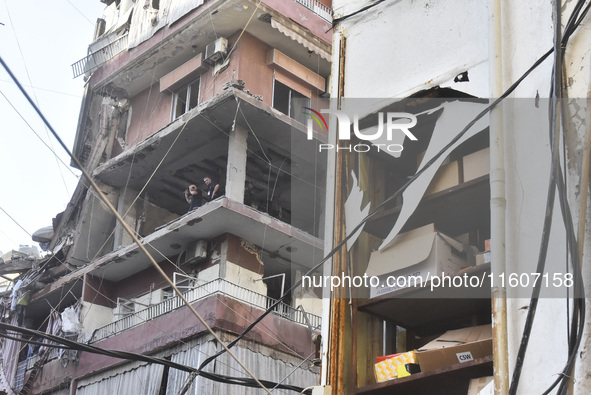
[273,80,310,125]
[115,298,135,318]
[144,0,159,10]
[171,272,198,293]
[172,78,200,119]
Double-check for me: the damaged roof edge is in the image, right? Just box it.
[48,178,90,252]
[71,83,94,170]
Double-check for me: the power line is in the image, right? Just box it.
[0,90,80,179]
[0,322,311,394]
[63,0,96,26]
[0,79,81,98]
[0,205,31,237]
[3,0,72,196]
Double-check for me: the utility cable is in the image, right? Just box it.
[0,80,81,97]
[508,1,589,393]
[331,0,387,27]
[64,0,96,25]
[0,90,80,179]
[3,0,72,196]
[0,55,272,395]
[0,205,32,237]
[0,322,310,394]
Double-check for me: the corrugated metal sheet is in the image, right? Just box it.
[168,336,318,395]
[75,335,318,394]
[77,362,164,395]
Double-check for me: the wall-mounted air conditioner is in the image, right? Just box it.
[178,240,208,265]
[204,37,228,64]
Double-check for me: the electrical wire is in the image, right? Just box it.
[0,205,32,237]
[0,322,311,394]
[3,0,72,196]
[7,2,587,391]
[0,90,80,179]
[63,0,96,25]
[0,275,83,394]
[508,1,589,393]
[331,0,388,27]
[0,80,82,97]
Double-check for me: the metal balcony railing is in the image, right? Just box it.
[25,347,61,370]
[295,0,333,21]
[71,34,129,78]
[90,278,322,343]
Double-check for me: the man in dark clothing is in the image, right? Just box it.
[184,184,203,212]
[203,177,222,201]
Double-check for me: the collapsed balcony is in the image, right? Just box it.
[67,89,326,268]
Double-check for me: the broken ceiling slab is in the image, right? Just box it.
[90,197,323,281]
[92,89,326,215]
[0,251,39,275]
[32,226,54,243]
[29,197,323,297]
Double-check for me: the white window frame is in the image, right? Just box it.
[115,297,136,317]
[272,78,310,123]
[172,78,200,119]
[173,272,199,291]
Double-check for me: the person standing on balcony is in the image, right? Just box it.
[184,184,203,212]
[203,176,222,201]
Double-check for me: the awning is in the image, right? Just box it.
[271,18,331,62]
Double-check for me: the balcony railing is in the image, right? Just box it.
[71,34,129,78]
[25,347,60,370]
[90,278,322,343]
[295,0,333,21]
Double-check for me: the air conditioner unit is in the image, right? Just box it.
[185,240,208,264]
[204,37,228,64]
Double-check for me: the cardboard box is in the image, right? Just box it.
[374,351,416,383]
[425,160,460,195]
[415,324,492,372]
[475,251,491,266]
[468,376,494,395]
[463,147,490,182]
[366,224,473,298]
[376,354,399,363]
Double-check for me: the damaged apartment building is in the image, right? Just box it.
[1,0,331,393]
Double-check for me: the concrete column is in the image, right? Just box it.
[225,124,247,203]
[113,189,138,248]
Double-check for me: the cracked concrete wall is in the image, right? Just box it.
[80,301,113,336]
[139,197,178,236]
[333,0,489,99]
[113,188,139,249]
[68,181,119,266]
[293,269,322,317]
[197,234,267,295]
